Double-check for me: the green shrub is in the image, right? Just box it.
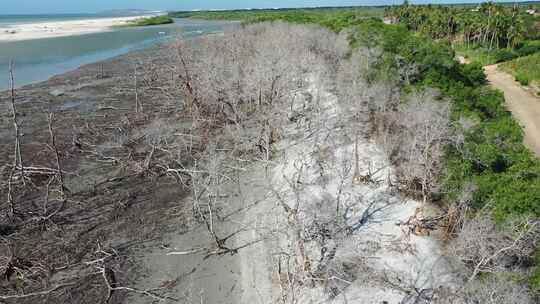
[491,173,540,221]
[127,16,174,27]
[460,62,487,86]
[453,45,500,66]
[516,74,530,86]
[493,48,517,63]
[500,53,540,86]
[516,40,540,57]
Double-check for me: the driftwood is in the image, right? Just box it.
[399,208,444,239]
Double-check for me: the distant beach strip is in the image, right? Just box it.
[0,14,165,42]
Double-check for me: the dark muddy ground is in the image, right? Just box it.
[0,44,199,303]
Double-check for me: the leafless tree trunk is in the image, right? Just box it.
[351,132,365,184]
[7,60,25,217]
[134,64,142,113]
[47,113,66,202]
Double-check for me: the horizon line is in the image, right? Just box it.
[1,1,539,16]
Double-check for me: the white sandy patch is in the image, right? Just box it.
[267,74,458,303]
[0,15,161,42]
[127,73,457,304]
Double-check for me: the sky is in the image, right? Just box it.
[1,0,530,15]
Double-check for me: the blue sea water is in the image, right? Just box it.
[0,13,135,28]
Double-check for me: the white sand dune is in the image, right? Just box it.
[0,15,156,42]
[130,74,457,304]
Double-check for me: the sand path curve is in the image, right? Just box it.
[484,64,540,156]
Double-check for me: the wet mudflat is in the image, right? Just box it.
[0,45,199,303]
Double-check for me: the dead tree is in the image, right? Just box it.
[380,93,451,203]
[47,113,67,202]
[133,64,142,113]
[451,214,539,283]
[7,60,25,217]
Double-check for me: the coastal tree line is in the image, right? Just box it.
[384,1,538,50]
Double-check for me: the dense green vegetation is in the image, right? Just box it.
[346,18,539,221]
[171,5,540,292]
[500,52,540,86]
[170,7,384,19]
[385,2,540,65]
[385,2,530,48]
[454,40,540,65]
[378,4,540,243]
[125,15,174,27]
[169,7,384,31]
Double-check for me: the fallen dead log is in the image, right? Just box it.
[11,166,73,178]
[398,208,444,238]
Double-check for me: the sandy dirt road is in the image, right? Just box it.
[484,64,540,156]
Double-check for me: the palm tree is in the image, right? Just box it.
[384,2,525,51]
[507,15,524,48]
